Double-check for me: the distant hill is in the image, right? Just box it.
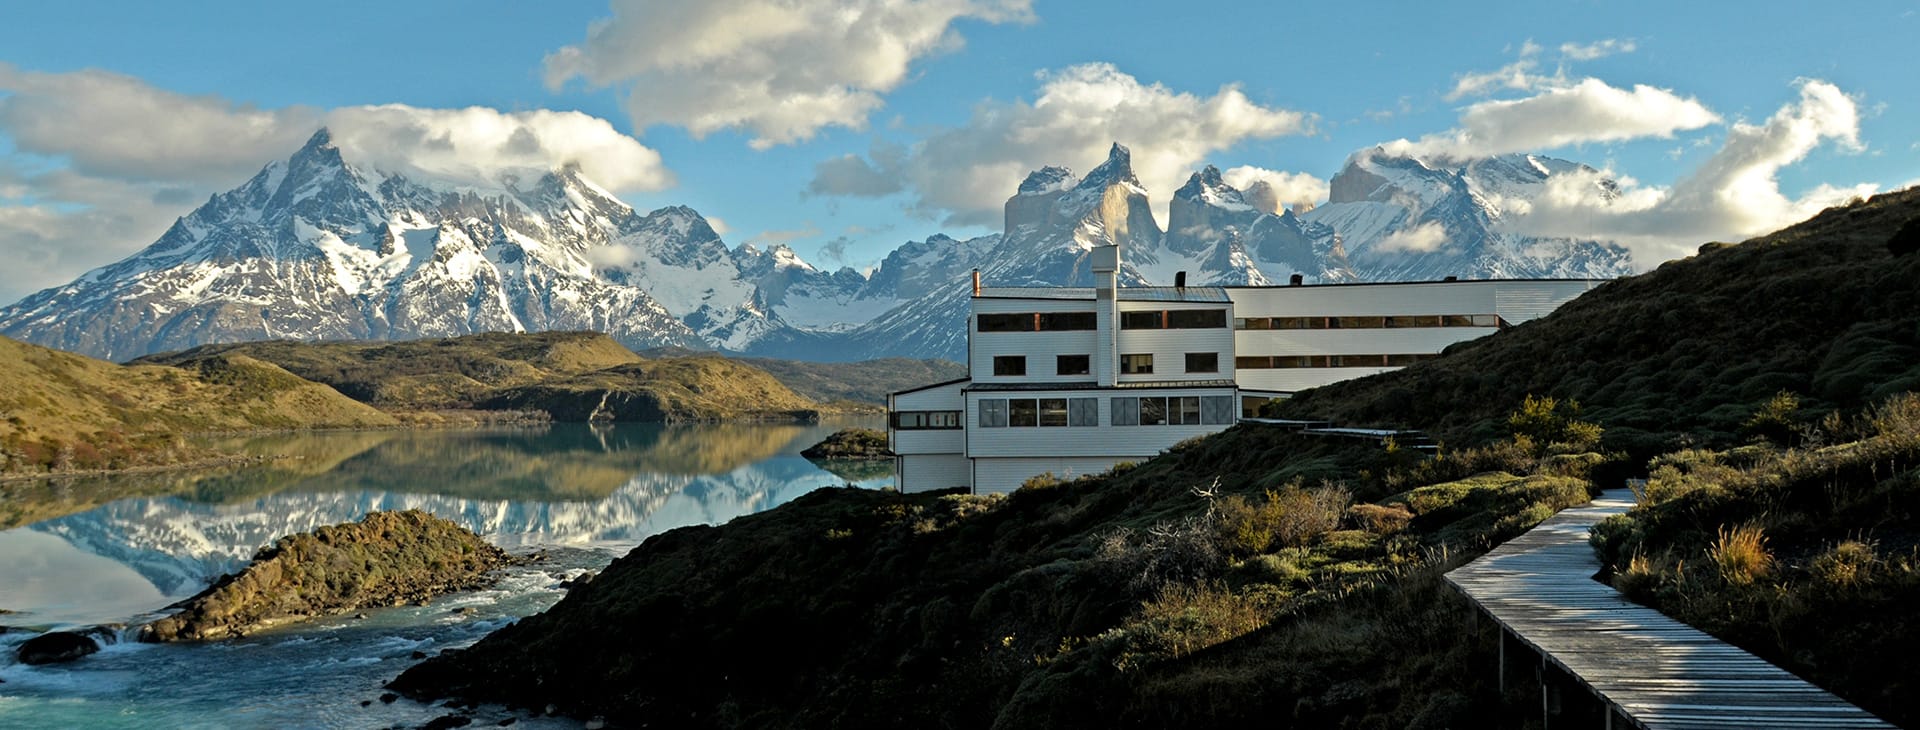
[0,335,393,475]
[643,346,964,404]
[1280,187,1920,453]
[140,331,856,422]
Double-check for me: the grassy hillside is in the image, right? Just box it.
[143,332,864,421]
[738,357,965,405]
[643,345,964,405]
[395,189,1920,727]
[0,335,394,475]
[395,421,1604,728]
[1279,187,1920,455]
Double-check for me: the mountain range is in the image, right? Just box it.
[0,131,1633,362]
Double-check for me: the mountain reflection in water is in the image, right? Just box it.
[9,422,886,611]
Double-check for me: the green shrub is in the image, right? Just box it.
[1708,524,1772,587]
[1742,390,1803,445]
[1347,503,1413,535]
[1507,394,1604,454]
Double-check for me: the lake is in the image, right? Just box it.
[0,422,890,728]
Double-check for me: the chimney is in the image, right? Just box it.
[1443,275,1458,282]
[972,269,981,296]
[1174,271,1187,291]
[1091,245,1120,387]
[1289,273,1304,286]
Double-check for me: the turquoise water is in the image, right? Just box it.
[0,422,888,728]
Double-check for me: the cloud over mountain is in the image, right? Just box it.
[545,0,1034,149]
[0,66,669,305]
[1494,79,1877,265]
[806,63,1313,227]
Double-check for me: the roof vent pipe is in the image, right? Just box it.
[972,269,981,296]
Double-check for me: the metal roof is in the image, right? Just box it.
[966,379,1237,392]
[889,377,971,396]
[975,286,1232,303]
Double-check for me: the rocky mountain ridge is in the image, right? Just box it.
[0,133,1634,362]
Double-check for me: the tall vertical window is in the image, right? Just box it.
[1121,354,1153,375]
[993,356,1026,376]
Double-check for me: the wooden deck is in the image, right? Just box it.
[1445,489,1896,729]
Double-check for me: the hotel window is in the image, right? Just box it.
[993,355,1026,376]
[977,313,1030,332]
[1038,398,1069,427]
[1139,397,1167,425]
[1167,309,1227,329]
[894,410,961,429]
[1068,397,1098,426]
[1057,354,1091,376]
[1039,312,1096,330]
[1121,354,1153,375]
[1120,310,1163,330]
[1108,395,1235,426]
[1185,352,1218,373]
[1008,398,1038,427]
[979,399,1009,427]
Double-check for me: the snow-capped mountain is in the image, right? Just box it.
[0,130,877,360]
[0,132,1633,364]
[1302,148,1633,281]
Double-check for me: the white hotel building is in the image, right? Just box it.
[887,244,1599,494]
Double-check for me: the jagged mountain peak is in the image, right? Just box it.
[1075,142,1140,191]
[1017,166,1077,195]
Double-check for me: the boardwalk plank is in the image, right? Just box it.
[1444,490,1894,729]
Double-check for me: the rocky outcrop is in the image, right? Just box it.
[16,630,106,665]
[799,428,891,460]
[139,510,507,642]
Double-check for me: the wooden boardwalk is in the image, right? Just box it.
[1445,489,1896,729]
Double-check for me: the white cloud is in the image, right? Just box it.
[1392,78,1719,160]
[324,105,672,193]
[807,63,1313,227]
[1560,38,1636,61]
[0,67,671,306]
[1375,221,1450,253]
[1221,166,1328,213]
[546,0,1034,149]
[1498,80,1877,266]
[0,63,320,184]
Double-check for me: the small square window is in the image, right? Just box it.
[993,355,1026,376]
[1185,352,1218,373]
[1121,354,1153,375]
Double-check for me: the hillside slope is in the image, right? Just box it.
[0,335,394,475]
[140,331,846,421]
[1280,187,1920,453]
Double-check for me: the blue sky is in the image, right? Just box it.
[0,0,1914,305]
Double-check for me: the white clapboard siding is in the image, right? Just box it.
[973,457,1138,495]
[892,427,962,457]
[898,454,971,493]
[1114,326,1235,383]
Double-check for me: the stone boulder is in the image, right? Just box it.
[17,631,101,665]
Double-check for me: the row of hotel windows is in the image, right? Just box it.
[1234,314,1502,330]
[992,353,1220,376]
[976,309,1228,332]
[972,395,1238,428]
[1234,353,1442,369]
